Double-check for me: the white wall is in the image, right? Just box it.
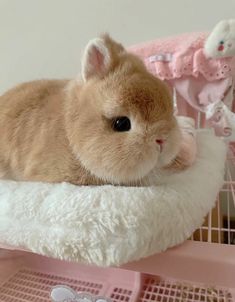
[0,0,235,94]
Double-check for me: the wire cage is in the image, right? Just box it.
[192,141,235,246]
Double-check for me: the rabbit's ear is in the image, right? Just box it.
[81,34,125,81]
[50,285,77,302]
[81,37,111,81]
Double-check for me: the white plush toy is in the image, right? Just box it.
[51,286,111,302]
[205,19,235,58]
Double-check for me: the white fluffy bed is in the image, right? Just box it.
[0,130,226,267]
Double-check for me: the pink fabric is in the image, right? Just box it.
[172,77,232,110]
[129,32,235,81]
[128,32,235,137]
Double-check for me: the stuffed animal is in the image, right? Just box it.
[0,34,195,186]
[205,19,235,58]
[204,19,235,137]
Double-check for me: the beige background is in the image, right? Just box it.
[0,0,235,94]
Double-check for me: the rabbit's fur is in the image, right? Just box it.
[0,35,181,185]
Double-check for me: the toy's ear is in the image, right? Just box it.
[81,35,125,81]
[50,285,77,302]
[214,20,230,33]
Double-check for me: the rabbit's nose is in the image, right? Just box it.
[156,139,165,145]
[156,139,165,152]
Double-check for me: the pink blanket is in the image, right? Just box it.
[129,32,235,137]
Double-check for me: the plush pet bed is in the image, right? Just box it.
[0,130,226,267]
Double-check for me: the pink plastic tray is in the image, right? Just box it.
[1,242,235,302]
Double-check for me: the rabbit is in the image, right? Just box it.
[0,34,182,186]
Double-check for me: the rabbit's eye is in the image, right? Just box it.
[112,116,131,132]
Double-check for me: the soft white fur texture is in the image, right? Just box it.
[0,131,226,267]
[204,19,235,58]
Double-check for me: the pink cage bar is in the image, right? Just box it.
[1,32,235,301]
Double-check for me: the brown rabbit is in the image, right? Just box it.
[0,35,181,185]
